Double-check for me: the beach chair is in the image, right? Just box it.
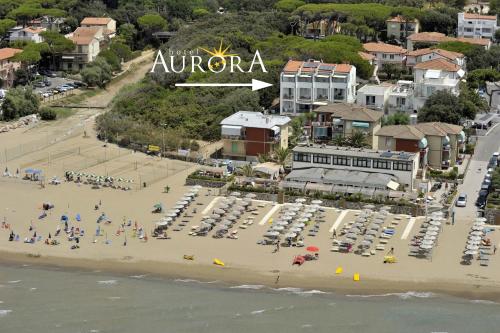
[375,244,385,251]
[330,246,340,252]
[370,250,376,255]
[361,252,371,257]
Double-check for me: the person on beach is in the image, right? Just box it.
[494,245,497,254]
[388,247,394,255]
[332,229,337,239]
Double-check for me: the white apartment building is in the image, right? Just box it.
[406,48,465,71]
[362,42,407,67]
[356,83,393,113]
[387,81,415,115]
[9,26,46,43]
[413,58,464,110]
[280,60,357,115]
[291,145,419,191]
[457,13,498,39]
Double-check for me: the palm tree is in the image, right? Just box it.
[332,134,345,146]
[239,164,254,177]
[258,153,271,163]
[348,130,368,148]
[274,147,290,167]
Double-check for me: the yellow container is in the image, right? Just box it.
[353,273,360,281]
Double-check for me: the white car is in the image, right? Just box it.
[456,193,467,207]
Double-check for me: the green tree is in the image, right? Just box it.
[110,42,133,62]
[239,164,254,177]
[382,63,403,80]
[193,8,209,18]
[348,130,368,148]
[1,87,40,120]
[273,147,290,167]
[0,18,16,36]
[81,57,113,88]
[39,107,57,121]
[117,23,137,48]
[275,0,305,12]
[98,49,121,71]
[137,13,168,33]
[40,31,75,69]
[495,29,500,42]
[332,134,346,146]
[383,113,410,125]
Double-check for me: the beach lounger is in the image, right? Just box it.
[480,260,489,267]
[375,244,385,251]
[330,246,340,252]
[239,225,248,229]
[380,239,388,244]
[361,252,371,257]
[370,250,376,255]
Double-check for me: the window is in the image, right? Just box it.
[282,76,295,82]
[382,54,387,59]
[282,88,294,100]
[313,154,331,165]
[298,76,312,83]
[333,88,345,100]
[426,86,436,96]
[316,88,328,100]
[393,161,411,171]
[332,76,347,83]
[293,152,311,162]
[315,76,329,83]
[352,157,370,168]
[483,28,491,33]
[365,95,376,106]
[298,88,311,100]
[332,155,350,166]
[231,142,239,153]
[389,54,395,60]
[373,159,391,169]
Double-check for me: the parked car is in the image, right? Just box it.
[72,81,85,87]
[34,81,45,88]
[476,190,488,208]
[455,193,467,207]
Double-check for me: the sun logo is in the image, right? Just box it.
[200,39,238,70]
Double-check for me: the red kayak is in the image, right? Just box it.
[292,255,305,266]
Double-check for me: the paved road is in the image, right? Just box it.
[473,123,500,161]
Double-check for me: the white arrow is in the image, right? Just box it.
[175,79,272,91]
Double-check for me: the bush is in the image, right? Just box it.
[39,107,57,120]
[1,87,39,120]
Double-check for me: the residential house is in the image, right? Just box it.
[61,30,100,71]
[386,15,420,42]
[280,60,357,115]
[412,58,464,110]
[9,26,46,43]
[457,13,498,40]
[289,145,419,191]
[28,16,65,31]
[0,48,22,87]
[407,32,491,51]
[355,83,394,113]
[308,103,383,148]
[375,122,465,169]
[358,51,375,66]
[486,81,500,111]
[80,17,116,39]
[362,42,407,67]
[387,80,416,115]
[406,48,465,71]
[220,111,291,161]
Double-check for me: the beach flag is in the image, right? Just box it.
[353,273,360,281]
[335,266,343,274]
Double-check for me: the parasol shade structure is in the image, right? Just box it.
[306,246,319,252]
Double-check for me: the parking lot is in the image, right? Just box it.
[33,76,85,102]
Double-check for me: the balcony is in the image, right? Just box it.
[315,95,329,101]
[282,94,294,100]
[298,95,312,101]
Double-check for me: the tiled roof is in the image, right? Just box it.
[455,37,491,46]
[414,122,463,136]
[414,58,460,72]
[408,32,449,42]
[23,27,45,34]
[386,15,418,23]
[463,13,497,20]
[407,48,463,60]
[73,27,101,38]
[363,42,407,54]
[375,125,425,140]
[81,17,113,25]
[0,48,22,61]
[282,60,352,74]
[314,103,383,122]
[69,35,95,45]
[358,51,375,61]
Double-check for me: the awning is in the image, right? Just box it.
[221,125,242,136]
[387,180,400,191]
[271,126,280,134]
[62,56,75,60]
[352,121,370,128]
[458,130,466,143]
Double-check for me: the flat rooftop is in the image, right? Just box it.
[293,144,417,161]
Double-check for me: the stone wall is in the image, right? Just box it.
[185,178,227,188]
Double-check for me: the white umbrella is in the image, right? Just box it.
[422,239,434,245]
[264,231,279,238]
[469,236,482,242]
[466,245,479,250]
[302,213,313,218]
[472,225,484,231]
[311,200,323,205]
[272,225,285,231]
[166,212,177,217]
[305,208,317,213]
[346,233,357,239]
[297,218,309,223]
[470,231,483,236]
[234,206,245,211]
[285,232,297,239]
[426,231,438,236]
[364,235,375,240]
[277,221,289,226]
[427,226,440,231]
[464,250,477,255]
[293,223,306,228]
[424,235,436,240]
[289,227,302,233]
[363,204,375,209]
[429,220,441,226]
[225,215,237,221]
[475,217,487,222]
[284,211,297,217]
[295,198,307,203]
[174,205,184,210]
[431,211,444,217]
[282,216,292,221]
[369,224,379,230]
[192,185,202,189]
[232,211,242,217]
[360,240,372,247]
[156,221,169,227]
[179,201,189,205]
[289,206,301,212]
[366,230,377,236]
[420,244,433,249]
[230,192,241,197]
[245,193,257,199]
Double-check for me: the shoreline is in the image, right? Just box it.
[2,250,500,302]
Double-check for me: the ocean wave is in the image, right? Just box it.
[0,310,12,317]
[129,274,148,279]
[272,287,328,296]
[7,280,21,284]
[30,288,37,291]
[174,279,219,284]
[107,296,121,300]
[230,285,265,290]
[250,309,266,315]
[97,280,117,285]
[346,291,435,300]
[470,299,499,305]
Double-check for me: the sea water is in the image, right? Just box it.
[0,264,499,333]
